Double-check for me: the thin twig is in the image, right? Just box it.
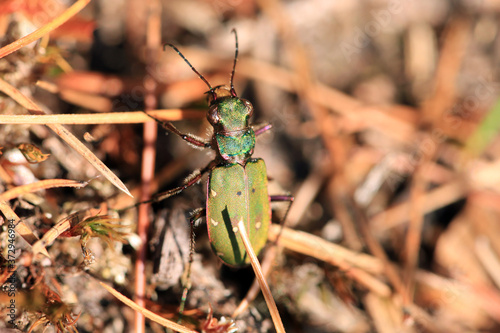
[238,220,285,333]
[0,78,132,197]
[0,110,203,124]
[0,201,50,257]
[0,179,87,201]
[99,282,198,333]
[134,0,161,330]
[0,0,91,59]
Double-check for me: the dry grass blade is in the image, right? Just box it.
[98,282,198,333]
[0,201,50,257]
[0,78,132,197]
[475,237,500,288]
[401,15,472,308]
[0,110,204,124]
[232,244,278,318]
[37,77,112,111]
[0,0,91,59]
[268,225,391,297]
[421,16,471,126]
[268,224,382,274]
[237,220,285,333]
[31,214,75,256]
[134,2,161,330]
[60,89,113,112]
[0,179,87,201]
[370,179,468,232]
[364,293,402,332]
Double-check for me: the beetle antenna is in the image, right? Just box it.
[230,29,238,97]
[164,43,216,100]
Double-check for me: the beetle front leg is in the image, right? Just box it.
[143,111,211,148]
[179,207,206,319]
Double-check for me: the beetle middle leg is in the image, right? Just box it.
[178,207,205,320]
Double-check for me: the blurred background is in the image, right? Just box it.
[1,0,500,332]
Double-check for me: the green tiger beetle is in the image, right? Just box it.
[141,29,293,316]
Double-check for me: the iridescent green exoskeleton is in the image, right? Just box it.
[203,83,271,266]
[140,30,293,314]
[207,158,270,265]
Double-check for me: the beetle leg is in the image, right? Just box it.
[270,195,294,228]
[149,160,217,203]
[117,160,218,212]
[253,123,272,137]
[143,110,211,148]
[179,207,206,319]
[270,195,294,202]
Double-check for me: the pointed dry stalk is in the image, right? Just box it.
[268,224,383,274]
[0,179,87,201]
[237,220,286,333]
[267,224,391,297]
[0,110,203,124]
[0,0,91,59]
[99,282,198,333]
[232,244,277,318]
[0,0,132,197]
[0,201,50,257]
[0,78,132,197]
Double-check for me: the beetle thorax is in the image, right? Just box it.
[207,86,256,164]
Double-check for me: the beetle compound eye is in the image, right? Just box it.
[207,105,220,125]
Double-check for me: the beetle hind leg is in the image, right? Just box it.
[270,195,294,229]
